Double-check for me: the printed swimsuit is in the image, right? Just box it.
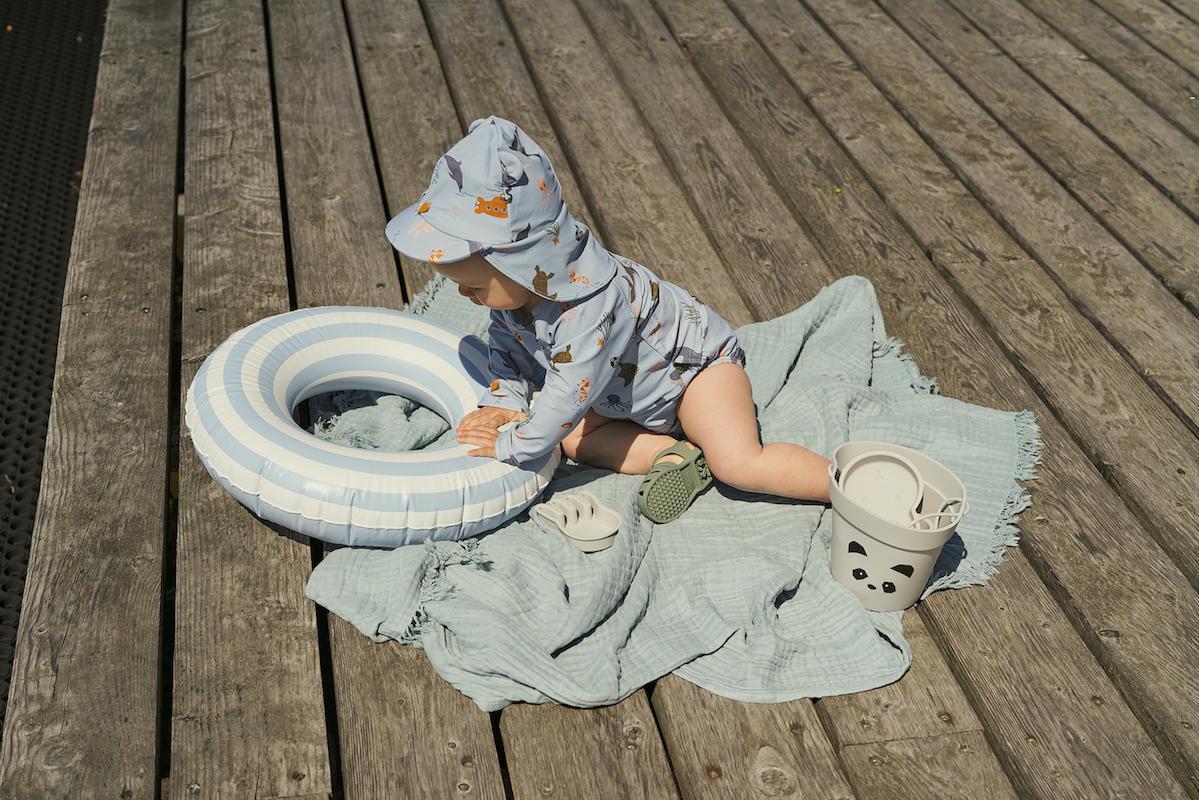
[482,256,746,467]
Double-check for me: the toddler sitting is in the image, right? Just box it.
[385,116,831,522]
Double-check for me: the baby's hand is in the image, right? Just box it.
[457,406,526,458]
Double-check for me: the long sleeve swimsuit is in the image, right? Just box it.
[481,257,746,467]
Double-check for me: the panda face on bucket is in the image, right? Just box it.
[848,540,914,595]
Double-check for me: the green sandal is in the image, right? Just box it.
[636,440,713,523]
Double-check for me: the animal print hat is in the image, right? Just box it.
[385,115,617,302]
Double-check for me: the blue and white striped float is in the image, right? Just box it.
[184,306,558,548]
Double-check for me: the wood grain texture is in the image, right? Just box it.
[501,0,833,321]
[840,730,1018,799]
[771,0,1199,589]
[345,0,462,301]
[889,0,1199,314]
[802,0,1199,433]
[1091,0,1199,71]
[947,0,1199,220]
[660,0,1199,794]
[652,676,856,800]
[266,0,504,796]
[1017,0,1199,140]
[821,611,984,747]
[501,698,679,799]
[0,0,180,795]
[170,0,332,796]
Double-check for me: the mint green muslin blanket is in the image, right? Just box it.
[303,274,1041,711]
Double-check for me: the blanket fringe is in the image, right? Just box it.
[874,335,942,395]
[405,273,451,316]
[400,538,490,644]
[923,409,1042,595]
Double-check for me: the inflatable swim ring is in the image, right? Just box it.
[184,306,558,547]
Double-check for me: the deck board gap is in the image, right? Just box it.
[797,0,1199,445]
[156,0,189,788]
[1012,0,1199,144]
[1083,0,1199,83]
[261,0,298,314]
[872,0,1199,321]
[943,0,1199,231]
[337,0,410,306]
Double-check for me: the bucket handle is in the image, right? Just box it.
[908,497,970,530]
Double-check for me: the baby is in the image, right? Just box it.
[385,116,831,522]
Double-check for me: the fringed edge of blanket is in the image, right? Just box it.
[923,409,1043,597]
[399,538,492,645]
[405,273,450,316]
[874,334,942,395]
[874,335,1044,597]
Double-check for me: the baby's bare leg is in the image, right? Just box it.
[561,408,679,474]
[678,362,832,503]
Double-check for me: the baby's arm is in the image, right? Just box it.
[480,314,539,414]
[493,292,635,466]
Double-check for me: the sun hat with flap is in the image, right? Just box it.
[385,115,617,302]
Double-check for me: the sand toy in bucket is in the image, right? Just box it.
[827,441,970,612]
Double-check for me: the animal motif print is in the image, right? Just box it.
[532,265,557,299]
[576,376,590,404]
[418,201,431,213]
[609,357,638,386]
[549,343,573,372]
[848,539,914,595]
[475,195,509,218]
[569,271,590,285]
[489,378,501,392]
[544,222,560,245]
[601,394,631,413]
[429,249,445,263]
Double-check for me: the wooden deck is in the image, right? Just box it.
[1,0,1197,796]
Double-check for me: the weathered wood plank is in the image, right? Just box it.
[1085,0,1199,88]
[888,0,1199,315]
[946,0,1199,219]
[266,0,505,796]
[840,731,1019,799]
[344,0,463,299]
[807,0,1199,436]
[1017,0,1199,140]
[501,699,680,799]
[769,0,1199,588]
[170,0,331,796]
[822,611,985,747]
[651,678,855,799]
[421,0,725,794]
[0,0,180,795]
[624,0,1197,795]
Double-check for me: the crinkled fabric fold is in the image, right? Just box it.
[304,274,1041,711]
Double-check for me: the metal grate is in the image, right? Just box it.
[0,0,108,731]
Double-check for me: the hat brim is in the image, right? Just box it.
[385,201,480,265]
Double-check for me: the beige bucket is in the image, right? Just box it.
[827,441,969,612]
